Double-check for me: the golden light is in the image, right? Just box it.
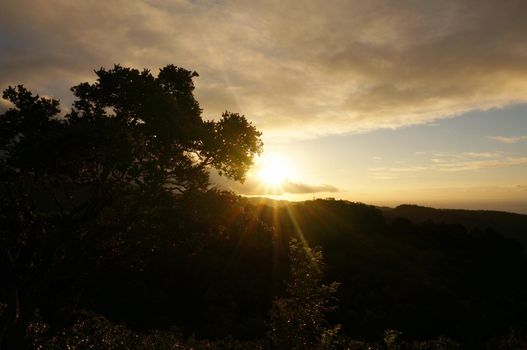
[257,154,291,187]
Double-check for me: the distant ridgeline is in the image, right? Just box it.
[381,204,527,248]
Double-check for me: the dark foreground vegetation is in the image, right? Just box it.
[2,65,527,349]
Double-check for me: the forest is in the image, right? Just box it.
[1,65,527,350]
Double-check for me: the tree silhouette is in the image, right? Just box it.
[0,65,262,349]
[268,239,341,350]
[67,64,262,192]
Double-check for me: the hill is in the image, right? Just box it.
[244,198,527,346]
[381,204,527,248]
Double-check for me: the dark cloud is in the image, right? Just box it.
[279,181,339,195]
[212,174,339,196]
[2,0,527,139]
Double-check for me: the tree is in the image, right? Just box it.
[0,65,262,349]
[268,239,341,350]
[66,65,262,192]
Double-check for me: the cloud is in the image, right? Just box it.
[489,135,527,144]
[0,98,10,113]
[212,174,339,196]
[369,151,527,178]
[436,157,527,172]
[277,181,339,195]
[2,0,527,139]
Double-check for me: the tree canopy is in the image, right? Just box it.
[0,64,262,349]
[1,64,262,195]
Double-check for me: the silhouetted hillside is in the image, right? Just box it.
[381,204,527,248]
[244,199,527,345]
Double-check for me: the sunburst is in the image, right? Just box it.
[257,154,291,187]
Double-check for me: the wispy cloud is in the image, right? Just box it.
[436,157,527,172]
[489,135,527,144]
[2,1,527,139]
[370,151,527,179]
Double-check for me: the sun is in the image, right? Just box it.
[257,154,291,187]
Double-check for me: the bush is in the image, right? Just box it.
[267,239,341,350]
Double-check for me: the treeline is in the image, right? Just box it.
[249,198,527,346]
[3,191,527,349]
[381,204,527,247]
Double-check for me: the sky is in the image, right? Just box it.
[1,0,527,213]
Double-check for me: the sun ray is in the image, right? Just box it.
[284,204,321,273]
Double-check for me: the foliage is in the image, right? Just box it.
[484,328,527,350]
[0,65,262,349]
[268,239,341,350]
[28,311,139,350]
[382,330,459,350]
[1,65,262,193]
[27,311,268,350]
[384,329,403,350]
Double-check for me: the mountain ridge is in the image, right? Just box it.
[380,203,527,247]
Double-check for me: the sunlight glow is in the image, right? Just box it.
[257,154,291,187]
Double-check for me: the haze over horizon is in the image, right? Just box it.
[2,0,527,214]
